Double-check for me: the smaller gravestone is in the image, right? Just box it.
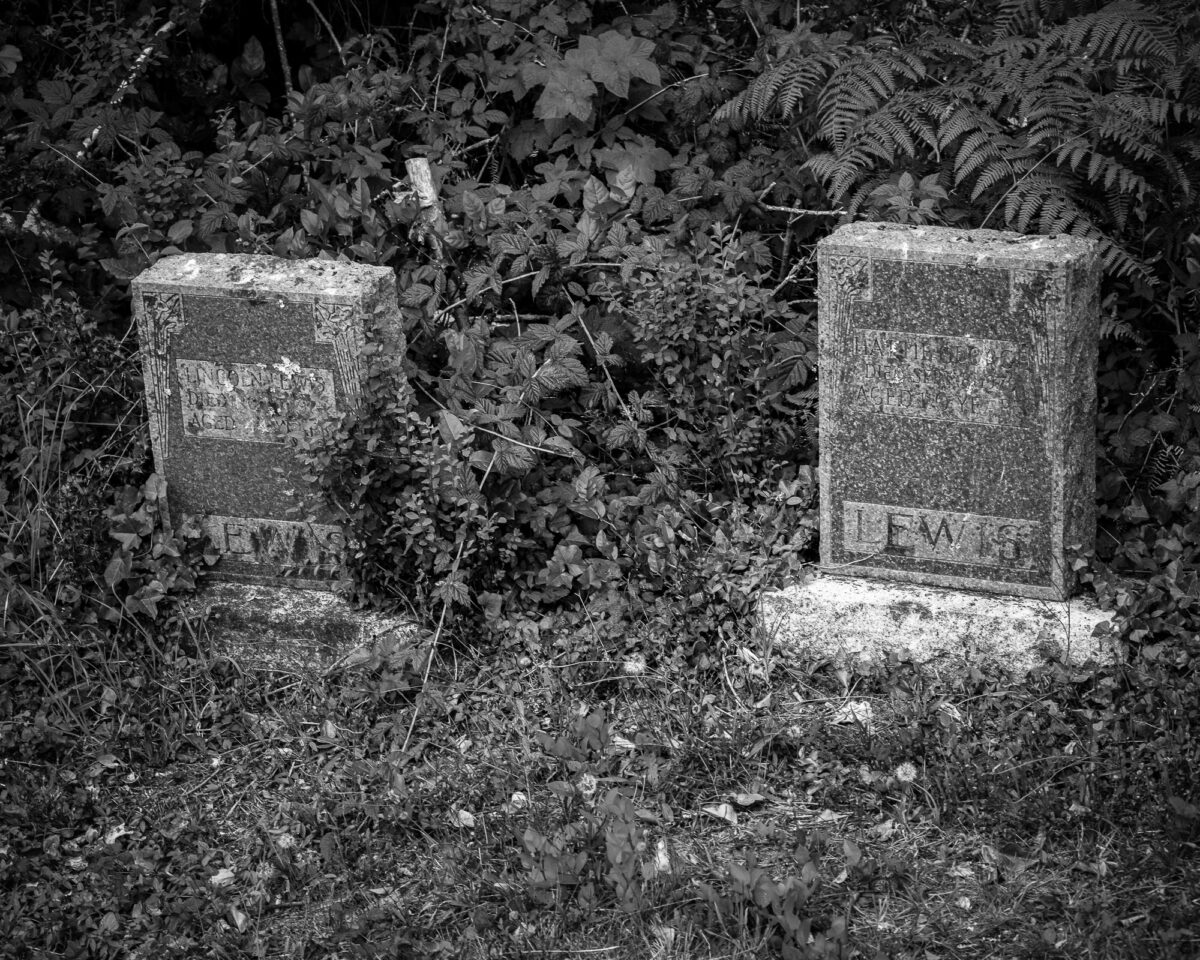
[133,254,403,587]
[817,222,1099,601]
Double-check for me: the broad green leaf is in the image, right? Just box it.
[0,44,22,77]
[534,63,596,121]
[569,31,661,99]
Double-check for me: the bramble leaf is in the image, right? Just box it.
[535,62,597,121]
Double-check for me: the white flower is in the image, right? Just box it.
[577,773,598,799]
[509,791,529,811]
[274,356,301,377]
[275,833,297,850]
[894,762,918,783]
[623,654,647,676]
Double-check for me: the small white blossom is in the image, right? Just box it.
[894,762,918,783]
[577,773,598,799]
[509,791,529,811]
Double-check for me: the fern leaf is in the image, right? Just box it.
[1050,1,1174,64]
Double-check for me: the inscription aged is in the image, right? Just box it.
[844,330,1038,426]
[843,501,1040,570]
[177,359,335,443]
[200,516,344,575]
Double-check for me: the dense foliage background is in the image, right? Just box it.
[4,0,1198,644]
[1,2,1199,955]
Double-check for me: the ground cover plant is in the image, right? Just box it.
[2,0,1200,956]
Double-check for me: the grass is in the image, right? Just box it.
[3,606,1198,959]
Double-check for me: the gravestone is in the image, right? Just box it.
[133,254,403,588]
[761,223,1113,673]
[817,222,1099,601]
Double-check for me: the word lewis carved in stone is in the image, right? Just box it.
[843,502,1041,571]
[817,223,1099,601]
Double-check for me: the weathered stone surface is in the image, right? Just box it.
[133,254,404,587]
[187,583,420,676]
[762,575,1115,674]
[817,223,1099,600]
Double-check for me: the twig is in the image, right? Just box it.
[616,73,709,120]
[267,0,295,118]
[980,131,1088,230]
[759,203,844,216]
[433,262,625,322]
[305,0,346,65]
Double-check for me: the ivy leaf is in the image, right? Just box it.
[568,31,661,99]
[534,62,597,121]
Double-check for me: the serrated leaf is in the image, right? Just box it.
[300,208,322,235]
[400,283,435,307]
[568,31,660,99]
[36,79,73,106]
[1147,412,1178,433]
[238,36,266,78]
[532,265,551,300]
[582,176,609,213]
[534,62,596,121]
[462,190,485,221]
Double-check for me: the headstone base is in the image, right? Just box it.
[762,575,1116,674]
[183,583,421,676]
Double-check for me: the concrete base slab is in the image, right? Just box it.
[183,582,422,676]
[761,574,1118,674]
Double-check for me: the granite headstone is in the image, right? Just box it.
[133,254,404,587]
[817,223,1099,601]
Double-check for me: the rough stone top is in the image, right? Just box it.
[133,253,395,302]
[818,222,1098,270]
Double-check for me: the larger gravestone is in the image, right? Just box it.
[133,254,403,588]
[817,222,1099,602]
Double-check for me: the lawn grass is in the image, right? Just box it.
[4,609,1198,959]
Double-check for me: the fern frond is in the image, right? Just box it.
[1049,0,1174,64]
[815,49,924,149]
[714,52,840,126]
[1099,313,1146,344]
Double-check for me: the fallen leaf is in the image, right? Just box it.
[450,808,477,829]
[867,819,896,840]
[831,700,874,726]
[104,823,131,845]
[732,792,766,807]
[210,867,236,887]
[701,803,738,825]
